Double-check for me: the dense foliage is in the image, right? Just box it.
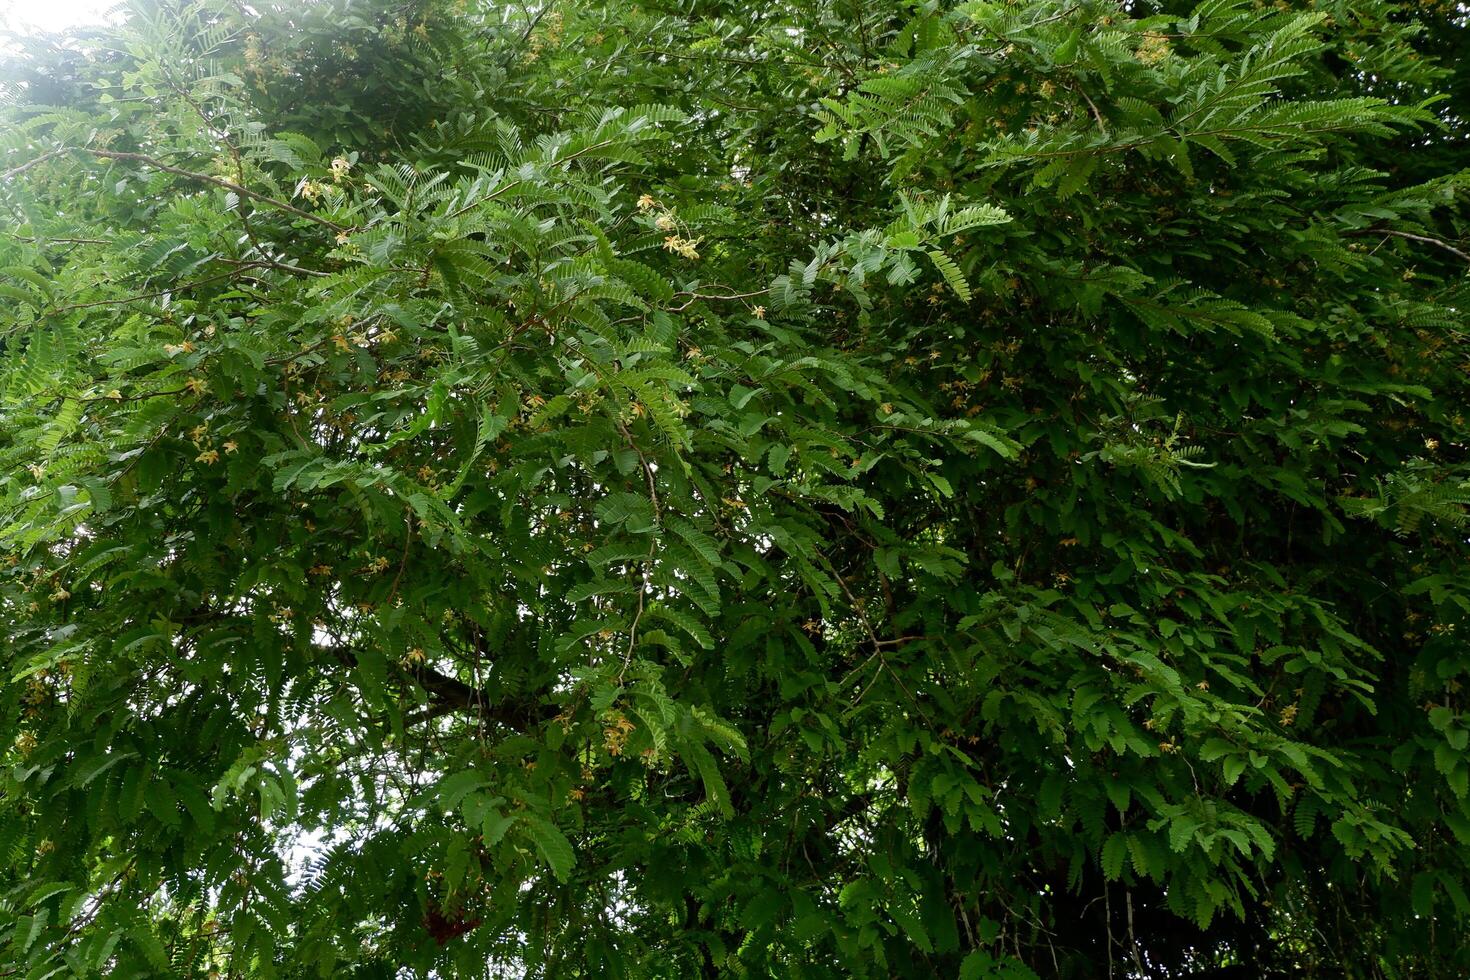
[2,0,1468,975]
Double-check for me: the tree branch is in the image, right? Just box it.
[1,147,69,181]
[1344,226,1470,265]
[82,148,348,233]
[325,645,553,730]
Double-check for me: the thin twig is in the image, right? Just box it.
[1070,80,1109,134]
[615,419,661,682]
[80,386,190,406]
[666,287,769,312]
[218,255,329,278]
[44,268,253,314]
[6,235,114,245]
[1126,889,1144,976]
[385,515,414,606]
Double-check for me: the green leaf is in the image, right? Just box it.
[1101,834,1129,881]
[926,249,972,302]
[522,815,575,882]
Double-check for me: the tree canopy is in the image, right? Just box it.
[1,0,1468,975]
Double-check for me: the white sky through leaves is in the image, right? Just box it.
[1,0,115,34]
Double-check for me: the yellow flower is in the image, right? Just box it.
[185,377,209,396]
[752,305,766,319]
[223,440,239,453]
[603,711,635,755]
[336,230,351,245]
[1136,33,1170,65]
[655,213,677,231]
[330,156,352,180]
[662,235,701,260]
[196,449,220,464]
[637,194,657,211]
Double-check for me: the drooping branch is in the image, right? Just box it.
[1345,225,1470,265]
[82,148,349,234]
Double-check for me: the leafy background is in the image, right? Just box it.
[1,0,1467,975]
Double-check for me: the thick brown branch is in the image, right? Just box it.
[326,645,552,729]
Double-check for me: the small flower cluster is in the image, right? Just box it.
[603,711,636,756]
[523,9,565,62]
[662,235,701,260]
[188,420,235,465]
[639,193,702,261]
[1135,33,1171,65]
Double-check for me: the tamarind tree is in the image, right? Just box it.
[1,0,1467,975]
